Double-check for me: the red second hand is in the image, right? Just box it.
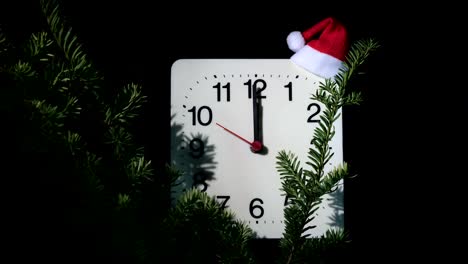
[216,122,263,152]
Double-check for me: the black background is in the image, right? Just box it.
[3,0,463,262]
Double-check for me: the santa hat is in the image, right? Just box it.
[287,17,349,79]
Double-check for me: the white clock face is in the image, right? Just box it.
[170,59,343,239]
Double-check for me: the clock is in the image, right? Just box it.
[170,59,343,239]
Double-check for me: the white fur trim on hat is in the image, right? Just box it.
[290,45,345,79]
[286,31,305,52]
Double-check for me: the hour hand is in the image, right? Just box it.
[252,88,263,151]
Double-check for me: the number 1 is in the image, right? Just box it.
[284,82,292,101]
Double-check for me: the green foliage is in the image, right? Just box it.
[161,189,255,263]
[4,0,378,262]
[2,0,165,262]
[105,83,148,126]
[5,0,255,262]
[276,39,379,263]
[41,0,97,78]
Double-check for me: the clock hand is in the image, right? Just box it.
[253,88,260,143]
[252,87,264,151]
[216,122,263,152]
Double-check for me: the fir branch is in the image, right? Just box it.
[63,95,81,116]
[79,150,104,193]
[102,83,147,165]
[26,32,54,60]
[105,83,147,126]
[29,93,81,134]
[277,38,379,263]
[11,60,36,80]
[65,130,82,155]
[117,193,131,210]
[164,189,255,263]
[335,38,380,106]
[63,130,104,193]
[105,126,133,158]
[277,150,307,201]
[319,163,348,195]
[297,228,350,262]
[126,156,153,187]
[304,104,338,186]
[40,0,88,72]
[40,0,102,100]
[47,60,66,87]
[166,163,184,189]
[10,2,157,261]
[30,99,66,132]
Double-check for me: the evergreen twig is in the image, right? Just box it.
[276,39,379,263]
[4,0,380,261]
[163,189,255,263]
[3,1,162,262]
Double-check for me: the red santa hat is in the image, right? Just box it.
[286,17,349,79]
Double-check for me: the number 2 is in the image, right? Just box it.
[307,103,321,123]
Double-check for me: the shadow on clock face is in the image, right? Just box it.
[327,185,344,228]
[170,117,218,200]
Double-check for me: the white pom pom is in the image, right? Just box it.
[286,31,305,52]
